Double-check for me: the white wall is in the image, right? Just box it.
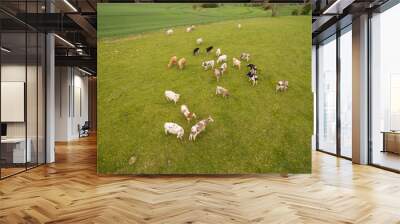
[55,67,70,141]
[1,64,25,81]
[1,63,46,164]
[1,65,37,138]
[1,65,26,140]
[72,72,89,138]
[1,82,25,122]
[55,67,89,141]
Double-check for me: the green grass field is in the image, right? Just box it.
[98,3,302,38]
[98,4,312,174]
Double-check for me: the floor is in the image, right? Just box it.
[0,167,26,178]
[1,163,44,179]
[0,136,400,223]
[372,150,400,171]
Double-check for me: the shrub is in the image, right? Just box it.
[291,8,299,15]
[301,3,312,15]
[200,3,219,8]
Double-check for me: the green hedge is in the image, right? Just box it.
[200,3,219,8]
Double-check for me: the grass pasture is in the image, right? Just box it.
[98,4,312,174]
[98,3,302,38]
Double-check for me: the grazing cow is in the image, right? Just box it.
[196,38,203,45]
[232,58,241,69]
[193,48,200,56]
[165,90,180,104]
[201,60,215,70]
[166,29,174,35]
[206,46,213,54]
[220,63,227,75]
[214,68,222,82]
[178,58,186,70]
[217,54,227,64]
[180,105,197,122]
[277,80,289,87]
[164,122,184,140]
[215,86,229,97]
[238,24,242,29]
[246,68,258,86]
[216,48,221,57]
[186,27,193,33]
[167,56,177,68]
[276,80,289,92]
[240,53,250,62]
[189,116,214,141]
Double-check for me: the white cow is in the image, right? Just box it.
[201,60,215,70]
[276,80,289,92]
[189,116,214,141]
[177,58,186,70]
[214,68,222,82]
[216,86,229,98]
[166,29,174,35]
[164,122,184,140]
[181,105,197,122]
[165,90,180,104]
[217,54,227,64]
[220,63,227,75]
[232,58,241,69]
[215,48,221,57]
[240,53,250,62]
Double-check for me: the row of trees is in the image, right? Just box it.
[260,0,311,17]
[192,1,312,17]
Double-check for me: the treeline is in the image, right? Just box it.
[98,0,306,3]
[97,0,312,15]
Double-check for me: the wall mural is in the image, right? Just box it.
[97,3,312,174]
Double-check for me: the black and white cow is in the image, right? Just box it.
[193,47,200,56]
[206,46,213,54]
[246,65,258,86]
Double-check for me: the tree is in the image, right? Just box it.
[301,0,312,15]
[271,3,278,17]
